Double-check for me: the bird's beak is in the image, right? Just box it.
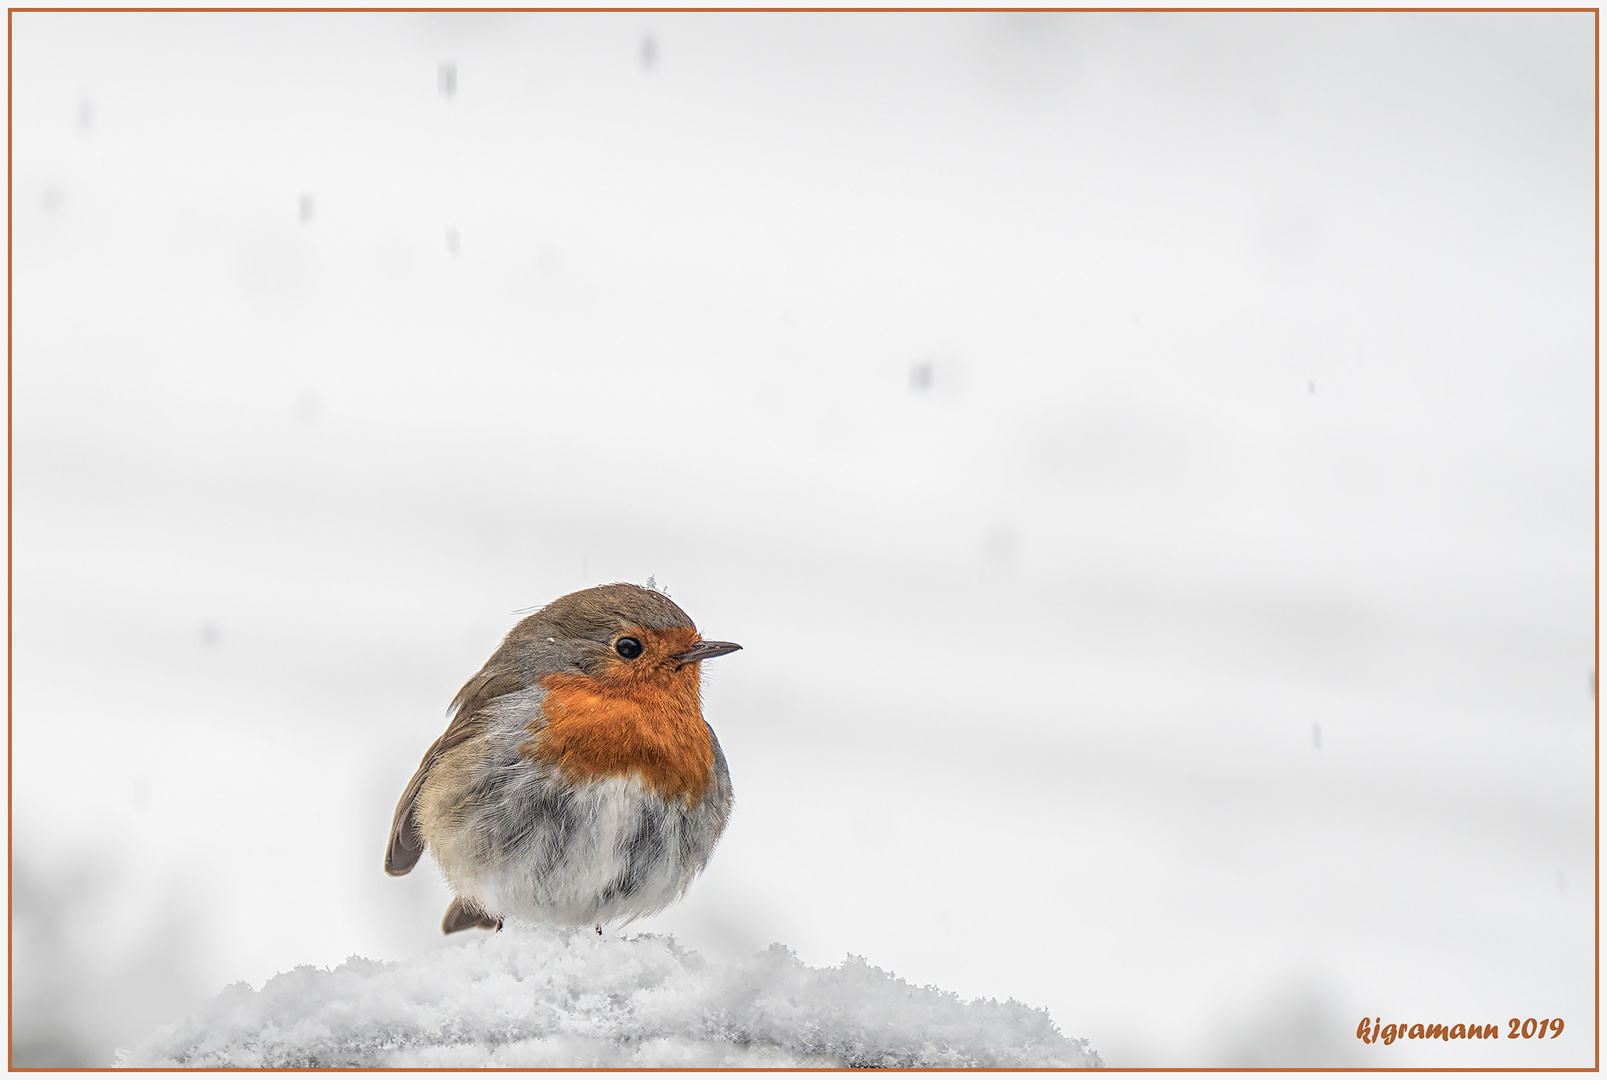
[676,640,742,664]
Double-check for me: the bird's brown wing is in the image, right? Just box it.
[384,667,525,876]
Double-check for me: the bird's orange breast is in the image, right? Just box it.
[524,652,714,805]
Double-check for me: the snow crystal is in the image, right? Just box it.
[115,927,1100,1068]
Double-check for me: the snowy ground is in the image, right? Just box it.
[10,11,1596,1068]
[116,926,1099,1067]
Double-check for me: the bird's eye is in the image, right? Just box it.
[615,637,643,660]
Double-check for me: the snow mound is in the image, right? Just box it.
[115,927,1100,1068]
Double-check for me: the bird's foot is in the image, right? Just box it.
[442,897,502,935]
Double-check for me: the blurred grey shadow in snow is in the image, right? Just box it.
[1209,974,1366,1067]
[12,851,213,1067]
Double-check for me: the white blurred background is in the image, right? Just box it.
[9,11,1595,1068]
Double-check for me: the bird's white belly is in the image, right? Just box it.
[432,770,707,927]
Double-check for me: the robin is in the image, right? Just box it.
[385,582,741,935]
